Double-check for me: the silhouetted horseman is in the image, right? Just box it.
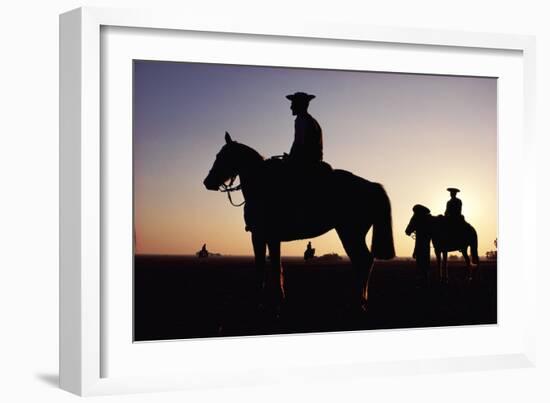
[444,187,466,251]
[304,241,316,261]
[406,202,479,283]
[204,132,396,313]
[197,243,209,258]
[445,187,463,219]
[286,92,323,164]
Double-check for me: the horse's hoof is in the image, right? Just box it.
[360,297,369,312]
[275,307,283,321]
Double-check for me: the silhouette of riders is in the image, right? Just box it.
[197,243,209,258]
[304,241,316,260]
[286,92,323,164]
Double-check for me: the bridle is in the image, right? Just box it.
[219,176,245,207]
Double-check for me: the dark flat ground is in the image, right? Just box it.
[134,256,497,341]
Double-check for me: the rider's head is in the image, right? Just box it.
[286,92,316,116]
[447,187,460,198]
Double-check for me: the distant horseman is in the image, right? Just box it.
[443,187,468,251]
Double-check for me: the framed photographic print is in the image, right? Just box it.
[60,7,537,396]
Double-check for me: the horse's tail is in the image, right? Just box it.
[371,183,395,260]
[470,226,479,265]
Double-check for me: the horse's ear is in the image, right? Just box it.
[225,132,233,144]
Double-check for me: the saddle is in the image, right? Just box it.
[439,214,469,249]
[243,157,334,236]
[265,157,333,197]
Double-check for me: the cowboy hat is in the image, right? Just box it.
[285,92,316,102]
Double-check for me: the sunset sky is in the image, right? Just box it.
[133,61,497,258]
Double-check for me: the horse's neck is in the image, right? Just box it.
[240,165,263,200]
[419,215,436,233]
[236,146,264,199]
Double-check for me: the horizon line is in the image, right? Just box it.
[134,253,497,260]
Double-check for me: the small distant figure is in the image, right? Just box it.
[486,238,498,260]
[197,243,209,258]
[410,204,432,285]
[445,187,463,221]
[304,241,316,261]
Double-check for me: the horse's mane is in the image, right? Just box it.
[233,142,265,162]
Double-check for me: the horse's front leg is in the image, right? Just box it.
[442,252,448,283]
[435,251,442,283]
[267,240,285,310]
[252,232,266,305]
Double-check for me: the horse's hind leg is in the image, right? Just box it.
[435,251,442,283]
[252,232,266,306]
[337,227,374,311]
[442,252,448,284]
[461,248,472,282]
[267,240,285,313]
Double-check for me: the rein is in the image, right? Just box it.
[408,229,436,250]
[219,176,245,207]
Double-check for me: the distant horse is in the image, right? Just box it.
[405,204,479,283]
[197,249,209,258]
[304,246,316,261]
[196,244,209,258]
[204,132,395,312]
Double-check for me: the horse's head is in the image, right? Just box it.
[405,204,431,236]
[203,132,240,191]
[203,132,263,191]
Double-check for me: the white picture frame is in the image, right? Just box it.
[59,6,537,396]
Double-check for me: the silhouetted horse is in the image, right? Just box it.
[304,244,316,261]
[204,133,395,312]
[197,244,209,258]
[405,204,479,283]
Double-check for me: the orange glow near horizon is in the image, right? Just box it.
[133,62,497,258]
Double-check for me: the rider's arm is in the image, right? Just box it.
[294,116,307,145]
[289,116,306,156]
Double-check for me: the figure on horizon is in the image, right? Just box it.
[197,243,209,258]
[445,187,464,221]
[304,241,316,261]
[286,92,323,164]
